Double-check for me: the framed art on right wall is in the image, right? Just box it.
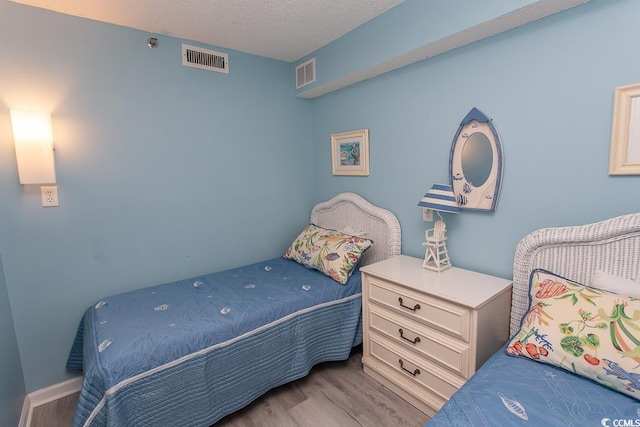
[609,82,640,175]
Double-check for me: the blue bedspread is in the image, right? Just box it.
[427,347,640,426]
[67,257,363,427]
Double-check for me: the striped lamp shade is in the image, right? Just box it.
[417,184,460,214]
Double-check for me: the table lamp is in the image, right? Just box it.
[417,184,460,271]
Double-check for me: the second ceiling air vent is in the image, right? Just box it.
[182,44,229,74]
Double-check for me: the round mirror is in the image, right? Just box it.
[462,132,493,187]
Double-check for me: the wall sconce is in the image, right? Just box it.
[10,110,56,184]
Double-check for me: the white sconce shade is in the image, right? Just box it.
[10,110,56,184]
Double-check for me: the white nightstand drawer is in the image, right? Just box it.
[369,335,464,403]
[368,277,471,341]
[368,306,471,377]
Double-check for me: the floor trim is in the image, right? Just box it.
[19,376,82,427]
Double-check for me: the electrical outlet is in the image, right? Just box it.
[41,186,59,207]
[422,208,433,222]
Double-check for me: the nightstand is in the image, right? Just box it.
[360,255,512,417]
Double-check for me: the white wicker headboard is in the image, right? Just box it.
[310,192,401,266]
[510,212,640,337]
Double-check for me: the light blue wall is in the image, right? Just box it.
[2,0,639,400]
[0,2,312,392]
[311,0,640,278]
[0,251,25,427]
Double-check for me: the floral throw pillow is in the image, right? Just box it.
[507,268,640,400]
[283,224,373,284]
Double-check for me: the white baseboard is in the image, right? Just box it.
[19,395,31,427]
[18,376,82,427]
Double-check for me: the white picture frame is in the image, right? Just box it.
[331,129,369,176]
[609,82,640,175]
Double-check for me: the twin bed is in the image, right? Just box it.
[66,192,401,427]
[428,211,640,426]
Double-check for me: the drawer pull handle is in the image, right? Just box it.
[398,359,420,377]
[398,297,420,312]
[398,328,421,345]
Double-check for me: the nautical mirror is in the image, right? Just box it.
[461,132,492,187]
[449,108,503,211]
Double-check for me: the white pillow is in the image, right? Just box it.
[591,270,640,297]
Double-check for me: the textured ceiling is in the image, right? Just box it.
[9,0,404,62]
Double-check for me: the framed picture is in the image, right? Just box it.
[331,129,369,176]
[609,82,640,175]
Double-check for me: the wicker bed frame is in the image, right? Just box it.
[510,211,640,336]
[311,192,402,266]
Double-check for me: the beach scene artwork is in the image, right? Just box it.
[331,129,368,176]
[340,142,360,166]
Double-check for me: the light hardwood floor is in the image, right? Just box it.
[32,346,429,427]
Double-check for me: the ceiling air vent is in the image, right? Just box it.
[296,58,316,89]
[182,44,229,74]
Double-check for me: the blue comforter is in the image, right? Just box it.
[427,347,640,426]
[67,257,363,427]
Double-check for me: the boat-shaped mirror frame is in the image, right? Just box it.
[449,107,503,212]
